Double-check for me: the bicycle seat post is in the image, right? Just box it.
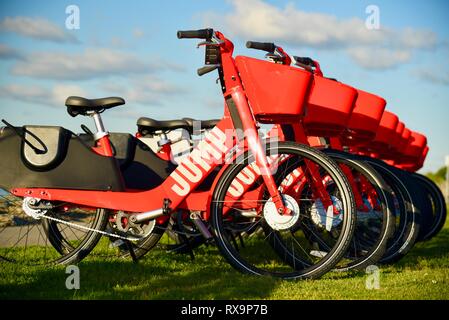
[88,110,113,157]
[90,111,108,141]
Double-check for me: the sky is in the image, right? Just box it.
[0,0,448,173]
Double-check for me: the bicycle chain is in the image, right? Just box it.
[37,212,143,242]
[25,199,213,241]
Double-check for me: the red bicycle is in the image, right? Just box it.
[0,29,356,280]
[131,41,396,272]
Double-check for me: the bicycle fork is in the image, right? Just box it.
[229,87,289,215]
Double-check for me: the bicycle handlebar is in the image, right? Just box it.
[177,28,214,39]
[246,41,276,53]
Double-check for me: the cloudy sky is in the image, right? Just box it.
[0,0,448,172]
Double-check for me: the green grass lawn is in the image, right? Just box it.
[1,218,449,300]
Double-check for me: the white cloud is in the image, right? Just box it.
[11,48,163,80]
[0,44,22,60]
[204,0,437,69]
[415,69,449,85]
[51,84,87,105]
[133,28,145,38]
[0,75,184,108]
[0,84,49,104]
[0,16,78,43]
[0,84,86,106]
[220,1,384,48]
[99,75,185,105]
[397,28,437,49]
[8,46,185,80]
[347,47,411,69]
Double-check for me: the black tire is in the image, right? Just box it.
[211,141,356,280]
[402,173,434,242]
[44,208,109,265]
[410,173,447,241]
[360,158,422,264]
[323,149,395,271]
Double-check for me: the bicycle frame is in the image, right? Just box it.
[11,31,289,217]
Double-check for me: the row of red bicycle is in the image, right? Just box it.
[0,28,445,280]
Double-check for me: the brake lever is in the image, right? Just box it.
[196,34,224,48]
[265,53,284,63]
[295,62,314,72]
[197,41,214,48]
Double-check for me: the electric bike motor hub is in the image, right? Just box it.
[263,194,300,231]
[310,196,343,230]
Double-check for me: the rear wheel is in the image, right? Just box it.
[0,191,108,265]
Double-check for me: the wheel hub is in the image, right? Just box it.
[263,194,300,231]
[310,196,343,231]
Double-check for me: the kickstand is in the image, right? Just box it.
[179,234,195,261]
[230,232,239,252]
[238,233,245,248]
[125,241,138,263]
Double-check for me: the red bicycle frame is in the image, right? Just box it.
[11,31,289,218]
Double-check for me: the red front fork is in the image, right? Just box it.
[288,124,334,210]
[230,87,288,214]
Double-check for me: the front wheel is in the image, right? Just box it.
[210,141,356,280]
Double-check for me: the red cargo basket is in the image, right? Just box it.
[418,145,430,168]
[398,127,412,154]
[303,77,358,136]
[403,131,427,159]
[236,56,312,124]
[372,111,399,149]
[383,121,405,161]
[391,121,405,151]
[400,145,428,172]
[344,89,386,143]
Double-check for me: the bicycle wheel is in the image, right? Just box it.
[360,158,422,264]
[410,173,447,241]
[0,191,109,265]
[211,141,356,280]
[323,150,395,271]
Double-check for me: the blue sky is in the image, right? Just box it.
[0,0,448,172]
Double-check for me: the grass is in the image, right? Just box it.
[1,218,449,300]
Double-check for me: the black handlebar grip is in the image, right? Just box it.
[294,56,314,66]
[197,65,218,76]
[246,41,276,53]
[177,28,214,39]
